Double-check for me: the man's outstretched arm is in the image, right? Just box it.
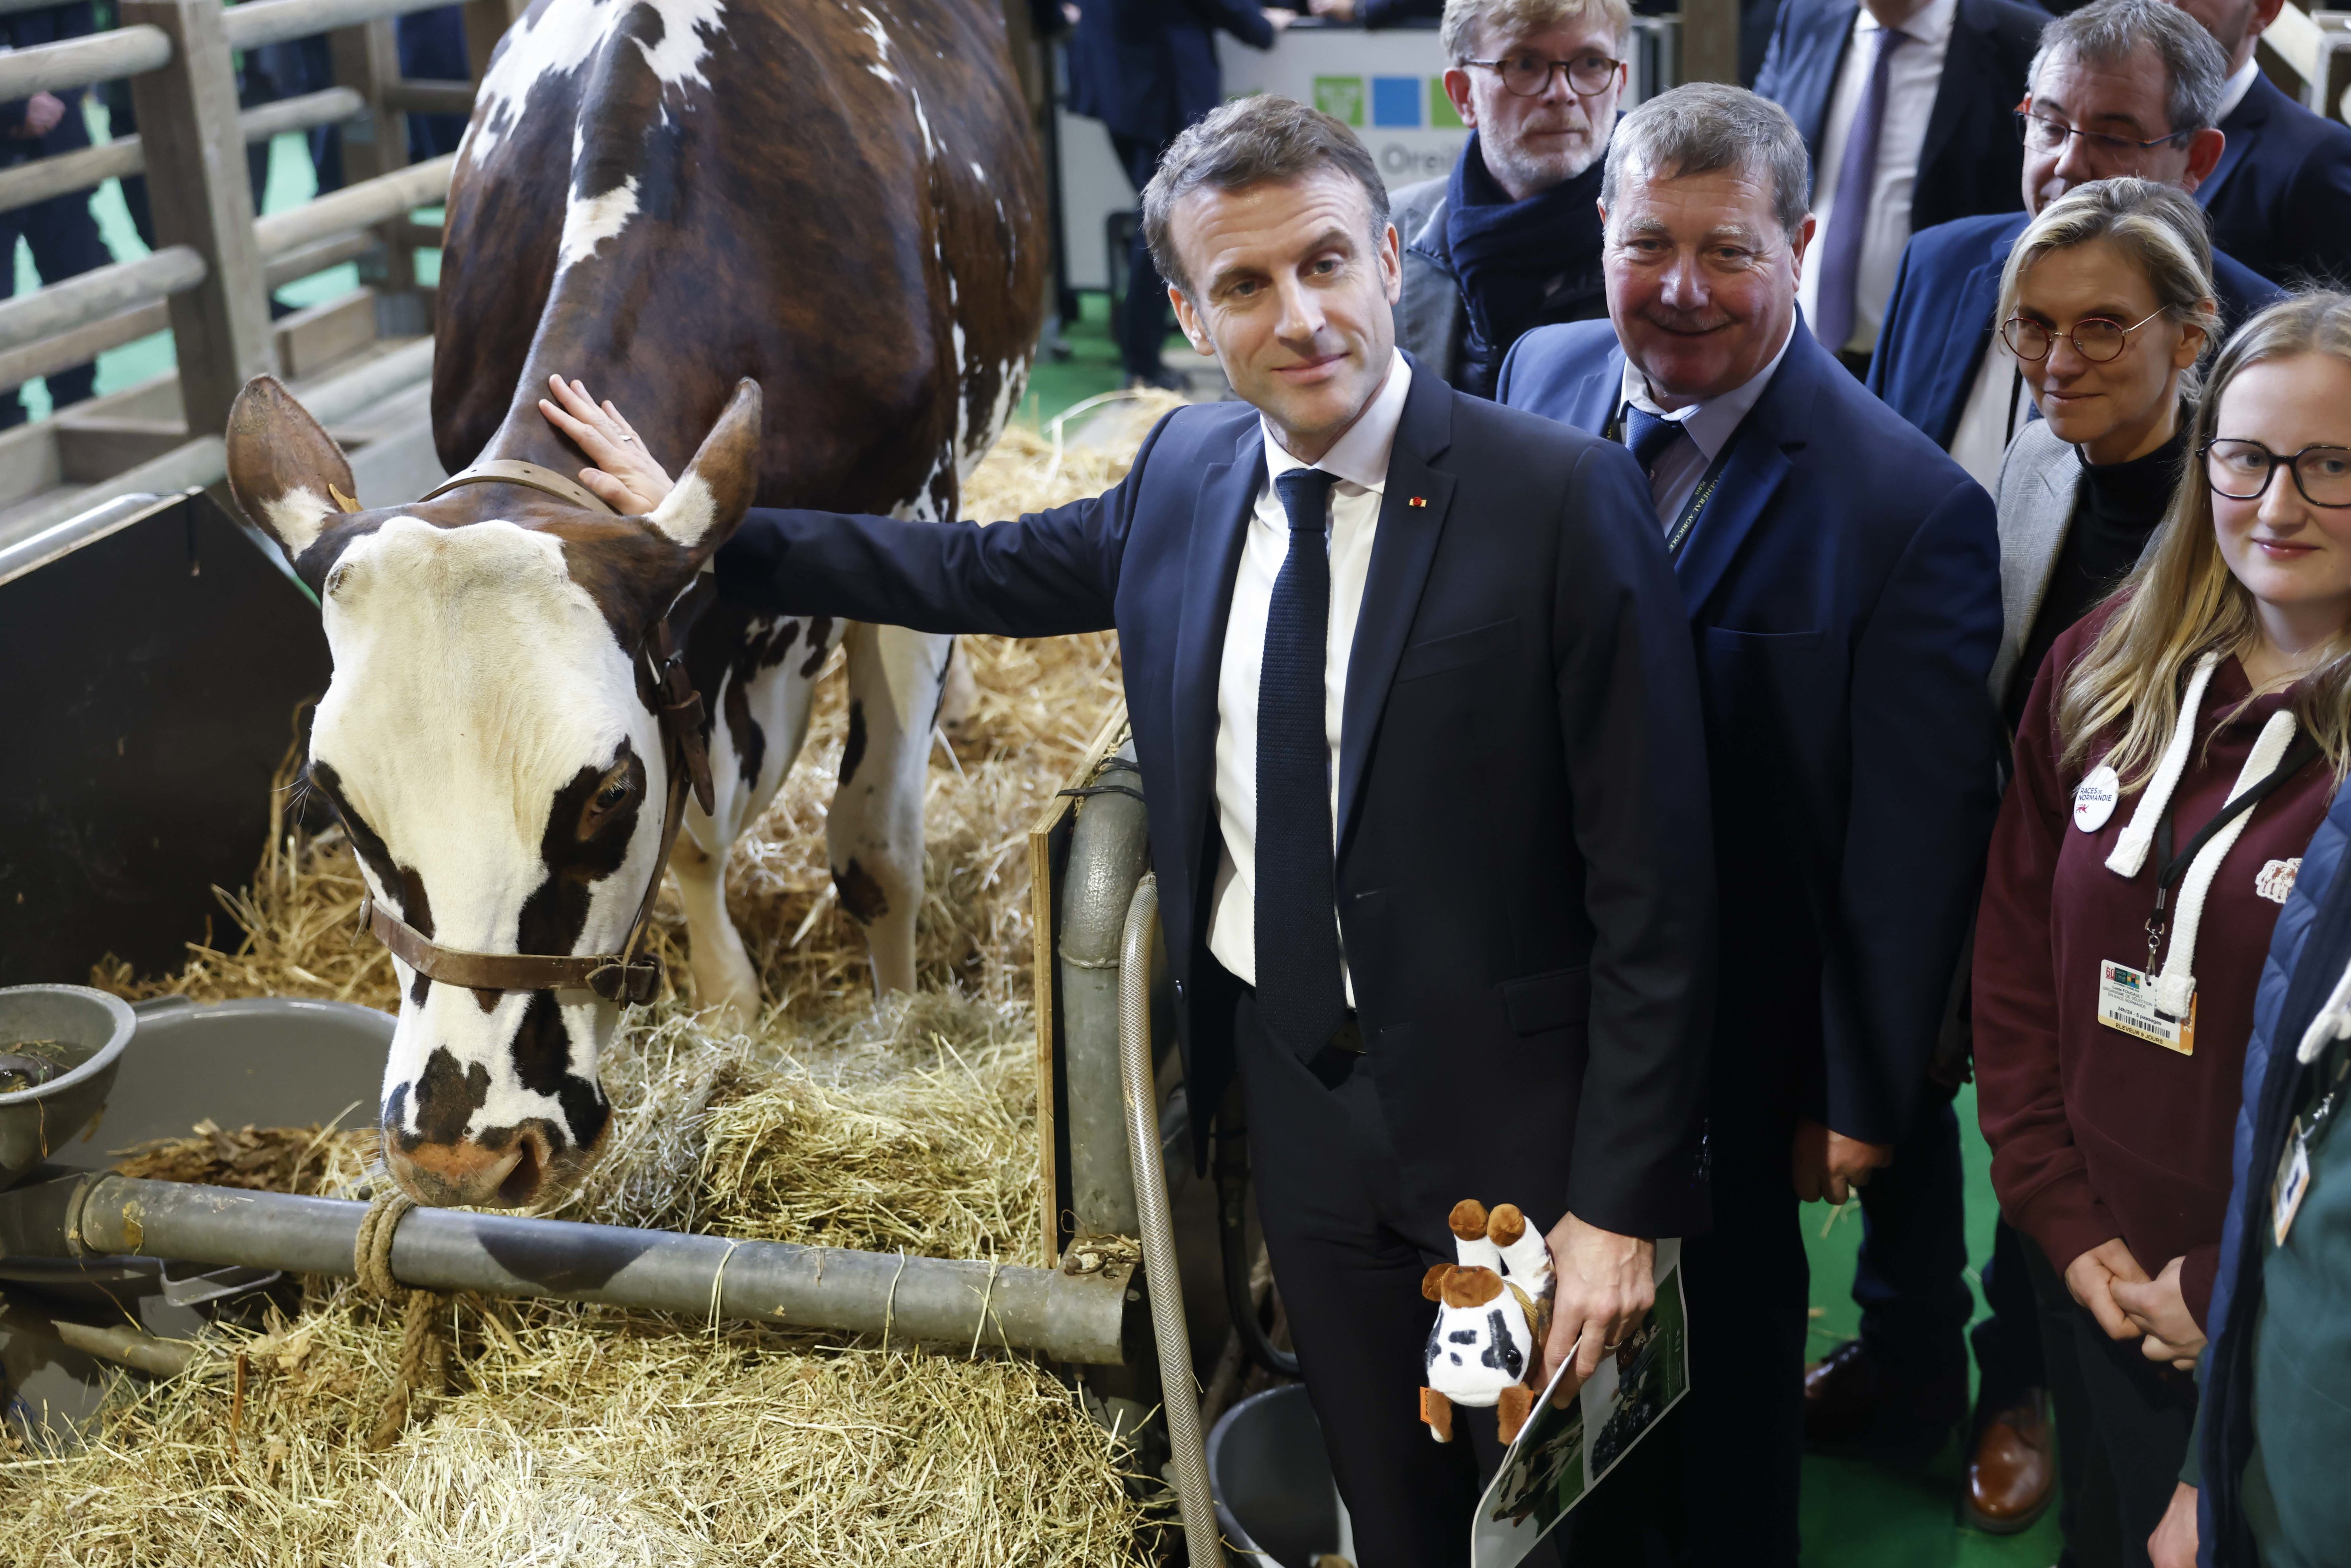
[542,375,1141,638]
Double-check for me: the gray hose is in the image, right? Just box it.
[1119,874,1224,1568]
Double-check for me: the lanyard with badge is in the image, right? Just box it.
[2274,1037,2348,1245]
[1604,409,1729,561]
[2076,652,2319,1055]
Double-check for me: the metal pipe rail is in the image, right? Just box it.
[254,153,455,259]
[0,1173,1137,1365]
[0,244,203,356]
[0,25,171,101]
[0,87,366,219]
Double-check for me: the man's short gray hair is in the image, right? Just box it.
[1141,94,1390,297]
[1439,0,1632,63]
[2027,0,2229,135]
[1600,82,1811,241]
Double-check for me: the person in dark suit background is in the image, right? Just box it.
[2164,0,2351,287]
[1753,0,2046,378]
[1498,82,2003,1567]
[544,93,1718,1566]
[1064,0,1292,388]
[1871,0,2279,492]
[0,0,117,428]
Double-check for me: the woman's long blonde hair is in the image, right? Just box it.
[2058,291,2351,783]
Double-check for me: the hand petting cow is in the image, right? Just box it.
[1420,1198,1556,1444]
[221,0,1045,1210]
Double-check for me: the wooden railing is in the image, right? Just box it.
[0,0,519,544]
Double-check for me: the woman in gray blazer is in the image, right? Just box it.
[1991,179,2223,729]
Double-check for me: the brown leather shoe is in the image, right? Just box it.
[1964,1389,2055,1535]
[1804,1339,1887,1442]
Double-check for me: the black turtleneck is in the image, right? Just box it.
[2004,417,2191,731]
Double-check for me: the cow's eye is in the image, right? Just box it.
[593,777,631,812]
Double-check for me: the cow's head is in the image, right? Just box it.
[225,375,762,1207]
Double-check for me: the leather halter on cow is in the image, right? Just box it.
[355,460,717,1009]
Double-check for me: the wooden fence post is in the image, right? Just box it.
[329,16,415,293]
[122,0,275,438]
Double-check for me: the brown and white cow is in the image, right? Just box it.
[223,0,1045,1207]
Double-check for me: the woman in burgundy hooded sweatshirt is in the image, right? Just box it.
[1975,289,2351,1568]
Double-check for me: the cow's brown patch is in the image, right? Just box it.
[836,857,889,923]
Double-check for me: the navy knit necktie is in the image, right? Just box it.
[1623,403,1685,476]
[1256,467,1349,1060]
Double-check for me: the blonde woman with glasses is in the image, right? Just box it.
[1976,276,2351,1567]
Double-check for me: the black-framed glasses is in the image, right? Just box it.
[2013,104,2194,158]
[1465,51,1626,98]
[2202,439,2351,507]
[2001,310,2163,363]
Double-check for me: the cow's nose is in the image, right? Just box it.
[385,1125,554,1208]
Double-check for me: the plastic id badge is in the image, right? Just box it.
[2275,1128,2312,1247]
[2097,961,2195,1056]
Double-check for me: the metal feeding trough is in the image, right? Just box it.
[0,985,136,1188]
[1207,1385,1356,1568]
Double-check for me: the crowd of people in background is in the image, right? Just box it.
[0,0,472,428]
[1066,0,2351,1561]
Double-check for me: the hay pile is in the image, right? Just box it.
[111,1119,377,1198]
[7,396,1183,1567]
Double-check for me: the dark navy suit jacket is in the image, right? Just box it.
[717,362,1719,1239]
[1064,0,1273,145]
[1869,210,2287,449]
[2201,71,2351,289]
[1495,321,2003,1145]
[1755,0,2048,240]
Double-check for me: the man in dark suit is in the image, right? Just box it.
[1754,0,2046,377]
[548,93,1717,1566]
[1064,0,1290,389]
[1498,82,2004,1567]
[1872,0,2279,493]
[0,0,117,428]
[2167,0,2351,286]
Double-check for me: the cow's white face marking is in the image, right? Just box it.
[312,517,667,1190]
[468,0,729,166]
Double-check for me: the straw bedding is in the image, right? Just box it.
[1,395,1183,1566]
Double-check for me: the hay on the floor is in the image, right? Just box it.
[111,1119,377,1198]
[20,400,1175,1565]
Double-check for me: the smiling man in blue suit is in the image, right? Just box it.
[548,92,1717,1567]
[1499,82,2004,1566]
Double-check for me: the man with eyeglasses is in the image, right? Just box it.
[1388,0,1630,397]
[2165,0,2351,289]
[1870,0,2282,492]
[1752,0,2046,379]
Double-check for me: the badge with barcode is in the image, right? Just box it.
[2096,960,2195,1055]
[2275,1127,2312,1246]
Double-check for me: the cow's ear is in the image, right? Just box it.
[646,378,761,566]
[225,375,361,567]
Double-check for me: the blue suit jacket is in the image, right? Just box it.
[1870,211,2286,449]
[1064,0,1272,145]
[1755,0,2048,240]
[1496,321,2003,1143]
[715,361,1719,1240]
[2202,71,2351,290]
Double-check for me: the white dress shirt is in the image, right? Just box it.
[1617,324,1795,528]
[2216,55,2261,125]
[1206,349,1413,1002]
[1948,334,2028,494]
[1796,0,1957,355]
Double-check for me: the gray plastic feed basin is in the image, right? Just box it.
[0,985,135,1187]
[1208,1384,1351,1568]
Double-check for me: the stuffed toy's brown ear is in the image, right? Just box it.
[1422,1263,1451,1302]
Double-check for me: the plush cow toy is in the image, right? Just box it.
[1420,1198,1555,1443]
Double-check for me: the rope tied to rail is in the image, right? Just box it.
[354,1189,450,1450]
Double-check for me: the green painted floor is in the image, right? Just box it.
[1799,1084,2064,1568]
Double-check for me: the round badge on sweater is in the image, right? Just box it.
[2074,765,2121,833]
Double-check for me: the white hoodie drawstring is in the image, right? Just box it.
[2106,652,2221,879]
[2152,708,2301,1017]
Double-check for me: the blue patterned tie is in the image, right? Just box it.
[1814,25,1908,353]
[1256,467,1349,1061]
[1624,404,1685,476]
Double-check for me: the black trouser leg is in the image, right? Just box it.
[1677,1113,1808,1568]
[1234,986,1558,1568]
[2023,1229,2126,1568]
[1108,132,1172,381]
[2062,1295,2195,1568]
[19,187,113,412]
[1850,1095,1972,1418]
[1973,1217,2051,1419]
